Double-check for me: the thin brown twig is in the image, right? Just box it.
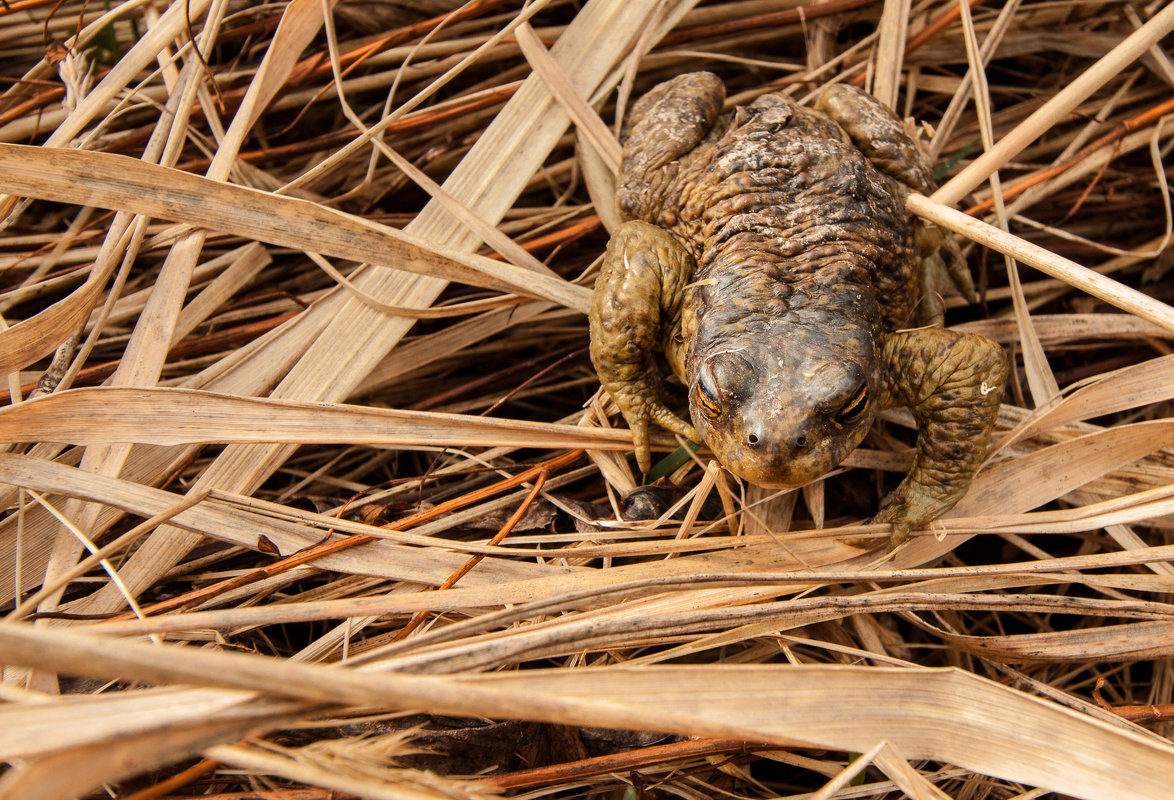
[965,95,1174,216]
[101,450,584,622]
[484,737,770,790]
[176,83,519,171]
[118,756,221,800]
[0,0,66,16]
[271,0,515,136]
[394,467,549,640]
[658,0,877,48]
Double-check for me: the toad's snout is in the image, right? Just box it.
[689,350,876,489]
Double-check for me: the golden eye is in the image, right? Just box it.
[834,381,869,426]
[694,364,722,419]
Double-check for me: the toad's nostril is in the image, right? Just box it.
[795,434,808,449]
[747,432,760,446]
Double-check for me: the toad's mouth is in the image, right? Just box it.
[717,456,837,490]
[694,408,867,489]
[733,475,805,491]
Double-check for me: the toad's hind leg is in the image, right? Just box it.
[618,72,725,222]
[871,327,1007,550]
[590,220,699,474]
[816,84,936,193]
[817,85,976,325]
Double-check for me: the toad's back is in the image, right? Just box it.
[620,90,919,339]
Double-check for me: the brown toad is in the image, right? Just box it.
[589,73,1007,549]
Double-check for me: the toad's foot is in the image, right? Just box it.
[915,233,976,327]
[590,220,699,474]
[866,327,1007,550]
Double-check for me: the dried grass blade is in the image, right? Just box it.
[75,547,1174,639]
[873,743,953,800]
[354,301,551,398]
[235,0,333,134]
[894,419,1174,566]
[0,694,306,800]
[994,427,1174,521]
[8,490,210,621]
[1002,354,1174,448]
[172,243,271,344]
[957,0,1057,406]
[0,0,213,153]
[578,128,620,232]
[1,623,1173,800]
[0,686,263,761]
[933,2,1174,205]
[810,741,883,800]
[0,263,106,374]
[39,4,246,637]
[66,0,663,616]
[954,314,1172,346]
[516,22,622,171]
[870,0,909,109]
[906,192,1174,332]
[0,144,592,312]
[942,619,1174,663]
[0,453,552,583]
[0,386,631,450]
[474,666,1174,800]
[368,142,555,277]
[205,742,478,800]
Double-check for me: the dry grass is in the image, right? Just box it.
[1,0,1174,797]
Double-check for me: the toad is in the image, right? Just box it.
[589,73,1007,549]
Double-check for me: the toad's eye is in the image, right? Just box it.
[834,381,869,426]
[694,363,722,419]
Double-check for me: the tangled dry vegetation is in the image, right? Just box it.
[2,0,1174,797]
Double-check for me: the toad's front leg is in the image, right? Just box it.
[871,327,1007,549]
[590,220,699,474]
